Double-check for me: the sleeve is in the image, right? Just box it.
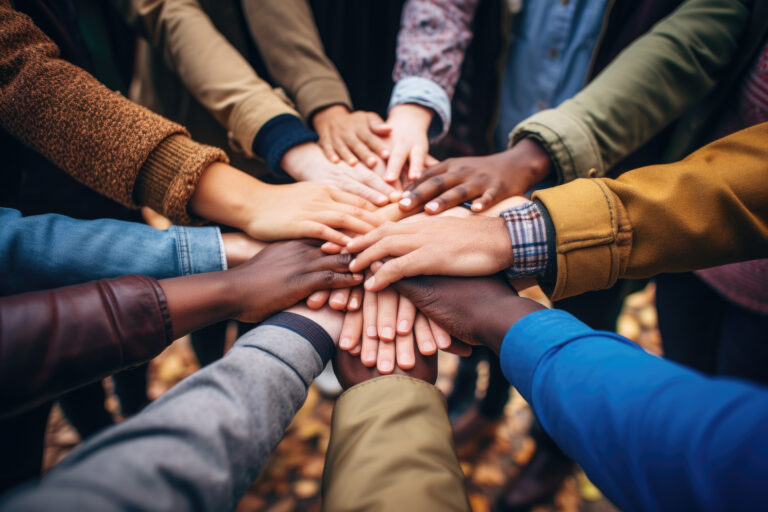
[0,275,172,417]
[532,121,768,300]
[499,308,768,512]
[389,0,480,139]
[241,0,353,120]
[0,207,226,296]
[510,0,749,183]
[0,314,334,512]
[126,0,310,159]
[323,376,470,511]
[0,1,227,225]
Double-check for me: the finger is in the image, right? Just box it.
[319,138,341,164]
[317,211,377,236]
[346,134,380,169]
[359,126,390,160]
[442,338,473,357]
[331,179,390,206]
[413,313,437,355]
[407,146,426,181]
[395,331,415,370]
[321,241,343,254]
[385,145,408,182]
[351,235,419,274]
[425,154,440,167]
[429,318,452,350]
[376,337,396,374]
[328,187,378,211]
[471,187,499,212]
[369,118,392,139]
[364,251,426,292]
[399,167,461,211]
[306,290,330,309]
[377,287,399,342]
[329,288,351,310]
[306,271,364,292]
[349,344,362,356]
[300,221,351,245]
[396,296,417,335]
[339,309,363,351]
[309,252,354,273]
[333,138,359,167]
[427,183,483,214]
[347,286,364,311]
[357,167,399,198]
[361,282,378,366]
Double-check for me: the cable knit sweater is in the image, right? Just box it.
[0,0,227,224]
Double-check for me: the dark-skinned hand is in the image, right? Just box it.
[398,138,552,214]
[391,274,545,354]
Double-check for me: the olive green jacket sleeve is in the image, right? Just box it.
[123,0,300,157]
[241,0,353,121]
[322,376,470,512]
[533,122,768,301]
[510,0,752,183]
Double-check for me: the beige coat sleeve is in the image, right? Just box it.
[322,376,470,512]
[127,0,300,156]
[241,0,352,120]
[534,122,768,300]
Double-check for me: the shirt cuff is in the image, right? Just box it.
[389,77,451,140]
[170,226,228,276]
[251,114,319,177]
[499,201,549,277]
[261,312,335,366]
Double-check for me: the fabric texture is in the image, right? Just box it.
[532,121,768,300]
[0,207,225,296]
[0,321,327,511]
[500,308,768,512]
[500,201,549,277]
[323,376,469,511]
[0,0,227,225]
[252,114,319,175]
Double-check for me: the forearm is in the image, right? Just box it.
[500,309,768,511]
[0,318,331,511]
[511,0,748,182]
[0,207,225,296]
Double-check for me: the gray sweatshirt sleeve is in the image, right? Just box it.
[0,313,332,512]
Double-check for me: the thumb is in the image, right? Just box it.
[369,115,392,136]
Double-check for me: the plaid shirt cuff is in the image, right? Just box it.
[500,202,549,277]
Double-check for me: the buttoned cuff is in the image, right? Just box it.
[389,77,451,140]
[500,201,549,277]
[170,225,227,275]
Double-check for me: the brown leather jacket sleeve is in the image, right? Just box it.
[0,275,173,418]
[0,1,226,225]
[534,121,768,300]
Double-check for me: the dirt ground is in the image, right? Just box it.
[44,283,661,512]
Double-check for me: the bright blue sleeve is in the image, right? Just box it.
[499,309,768,512]
[0,207,226,295]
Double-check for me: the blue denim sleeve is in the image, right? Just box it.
[0,208,226,295]
[500,309,768,512]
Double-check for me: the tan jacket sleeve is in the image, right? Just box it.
[322,376,470,512]
[241,0,352,120]
[0,0,225,225]
[510,0,750,183]
[534,122,768,300]
[128,0,300,156]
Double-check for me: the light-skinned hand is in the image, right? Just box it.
[382,104,439,182]
[312,105,392,168]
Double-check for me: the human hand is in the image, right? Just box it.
[383,104,439,183]
[398,138,552,214]
[227,240,363,322]
[190,162,385,245]
[282,142,397,205]
[312,105,392,168]
[221,232,267,267]
[347,216,513,292]
[393,274,545,354]
[283,303,345,342]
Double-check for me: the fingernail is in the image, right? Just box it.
[471,202,483,211]
[353,273,364,280]
[376,194,389,203]
[381,327,394,340]
[380,360,393,372]
[331,296,345,305]
[365,276,375,289]
[422,341,436,353]
[364,351,377,364]
[437,336,451,349]
[385,174,396,181]
[399,197,412,207]
[399,354,413,366]
[340,235,351,244]
[426,201,439,212]
[366,326,378,338]
[349,258,357,269]
[349,159,357,166]
[349,297,359,309]
[340,338,352,349]
[381,150,390,159]
[398,320,409,333]
[402,190,412,198]
[367,157,377,167]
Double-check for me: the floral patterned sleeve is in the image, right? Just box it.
[389,0,480,140]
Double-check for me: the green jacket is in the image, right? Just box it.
[511,0,768,183]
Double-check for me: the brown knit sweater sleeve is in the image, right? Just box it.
[0,1,227,224]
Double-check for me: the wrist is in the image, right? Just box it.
[479,296,545,355]
[389,103,433,131]
[513,138,553,184]
[312,104,350,130]
[280,142,319,179]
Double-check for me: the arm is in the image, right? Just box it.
[511,0,750,183]
[0,311,341,511]
[0,0,226,225]
[0,207,226,296]
[500,309,768,512]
